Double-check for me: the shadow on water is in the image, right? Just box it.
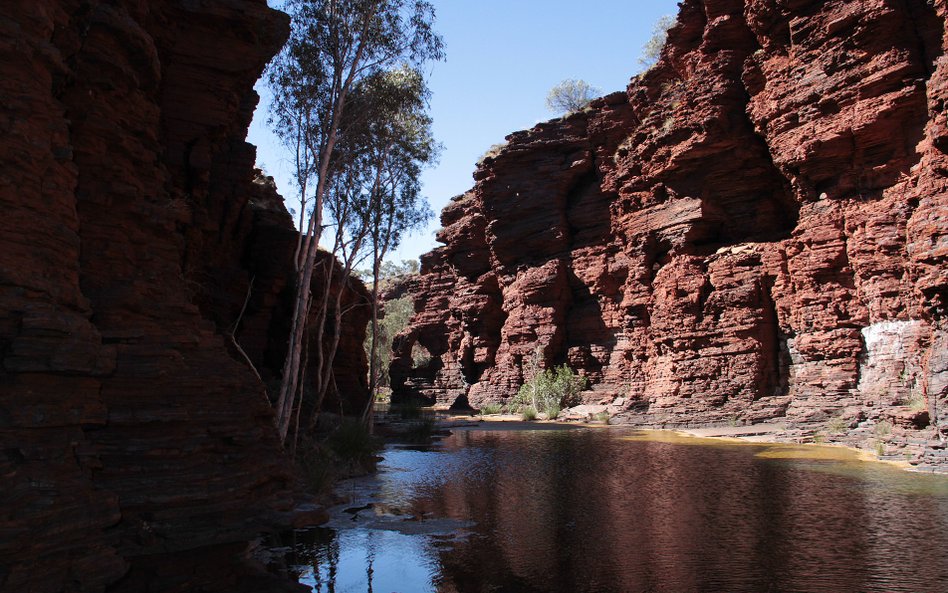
[271,428,948,593]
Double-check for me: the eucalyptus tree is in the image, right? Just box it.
[363,67,441,425]
[333,66,437,425]
[266,0,443,442]
[545,79,601,114]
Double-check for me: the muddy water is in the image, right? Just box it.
[277,426,948,593]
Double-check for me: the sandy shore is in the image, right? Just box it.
[437,414,925,470]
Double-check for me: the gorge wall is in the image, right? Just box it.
[0,1,368,591]
[393,0,948,457]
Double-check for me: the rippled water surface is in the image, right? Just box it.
[279,427,948,593]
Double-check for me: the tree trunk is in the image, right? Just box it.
[362,243,381,428]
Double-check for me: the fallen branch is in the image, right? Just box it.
[229,277,262,383]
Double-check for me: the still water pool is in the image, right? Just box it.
[277,426,948,593]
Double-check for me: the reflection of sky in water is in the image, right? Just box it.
[372,445,496,508]
[300,529,437,593]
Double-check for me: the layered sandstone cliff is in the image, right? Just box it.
[393,0,948,463]
[0,1,368,591]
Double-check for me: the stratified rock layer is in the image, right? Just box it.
[393,0,948,458]
[0,1,367,591]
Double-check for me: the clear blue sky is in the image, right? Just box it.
[248,0,681,264]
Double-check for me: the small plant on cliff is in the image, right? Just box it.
[545,79,601,114]
[638,14,676,71]
[477,141,508,166]
[874,420,893,437]
[826,415,850,435]
[903,388,927,412]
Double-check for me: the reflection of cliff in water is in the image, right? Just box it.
[433,430,948,593]
[269,429,948,592]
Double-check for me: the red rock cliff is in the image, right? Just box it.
[393,0,948,462]
[0,1,368,591]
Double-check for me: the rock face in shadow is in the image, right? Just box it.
[393,0,948,451]
[0,1,368,591]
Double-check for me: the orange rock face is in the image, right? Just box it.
[0,1,368,591]
[393,0,948,454]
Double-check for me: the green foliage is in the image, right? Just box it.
[593,411,611,424]
[521,406,538,421]
[545,79,601,114]
[411,343,432,367]
[476,141,508,166]
[365,294,414,388]
[326,420,379,465]
[265,0,444,441]
[267,0,444,212]
[826,415,850,435]
[333,64,438,257]
[391,397,425,420]
[903,389,927,412]
[874,420,892,437]
[296,444,336,496]
[382,258,419,278]
[638,14,676,71]
[513,362,587,417]
[356,258,419,284]
[401,417,437,443]
[297,419,381,494]
[479,402,503,416]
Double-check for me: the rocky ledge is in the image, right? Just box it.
[392,0,948,469]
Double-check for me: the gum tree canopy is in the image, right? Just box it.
[266,0,443,443]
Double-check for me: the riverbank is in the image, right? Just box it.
[437,413,947,474]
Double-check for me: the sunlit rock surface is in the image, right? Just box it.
[393,0,948,464]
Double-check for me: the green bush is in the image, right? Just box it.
[296,419,381,494]
[826,415,849,435]
[874,420,892,437]
[479,402,503,415]
[326,419,379,465]
[513,363,587,418]
[391,397,425,419]
[296,444,336,496]
[521,406,538,421]
[402,417,437,443]
[546,405,561,420]
[904,389,927,412]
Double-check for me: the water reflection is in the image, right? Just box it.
[283,429,948,593]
